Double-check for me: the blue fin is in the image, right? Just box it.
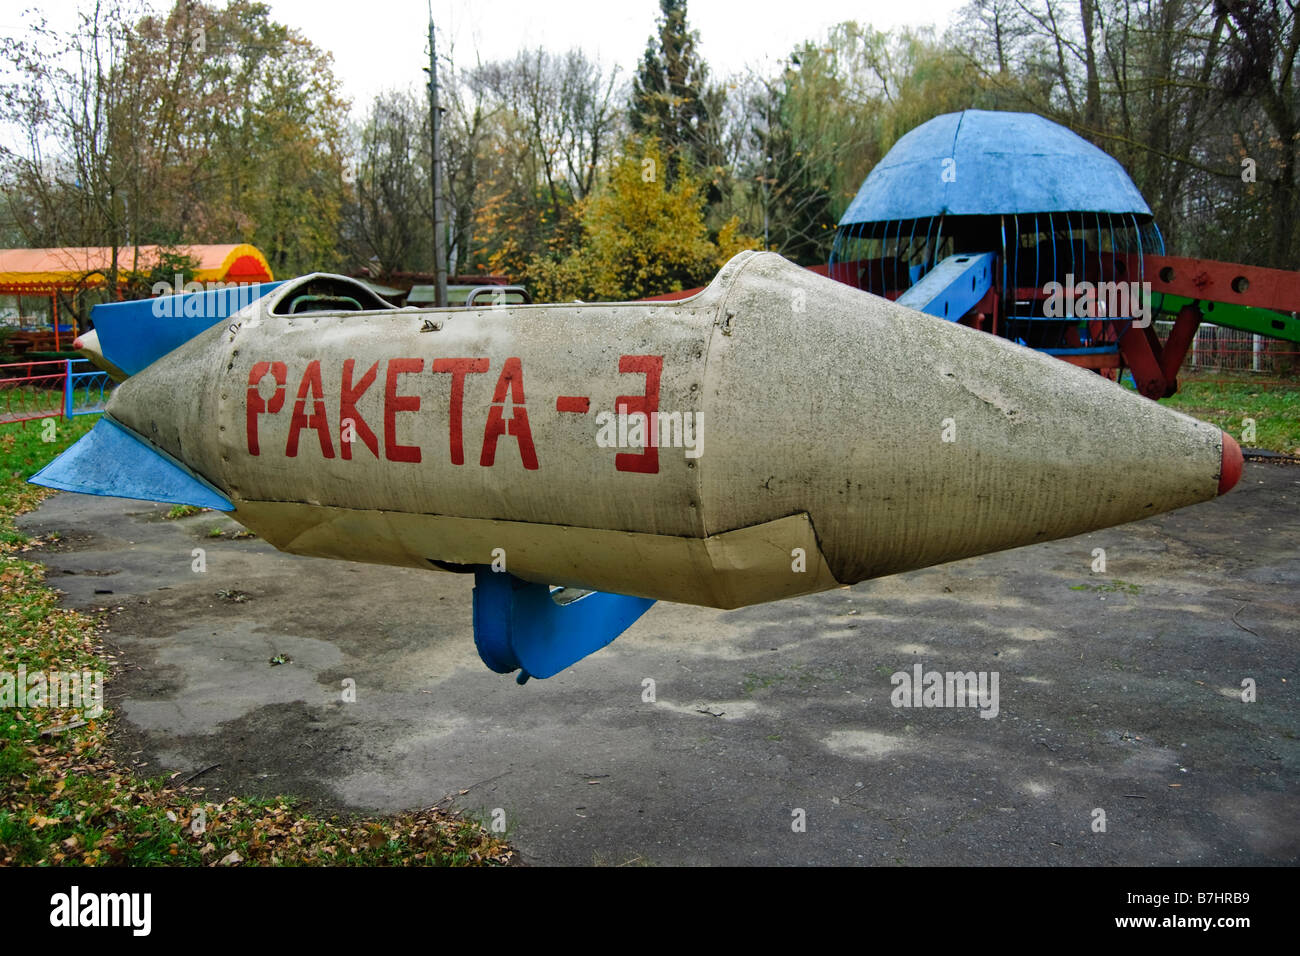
[29,417,232,511]
[91,282,282,377]
[472,568,655,681]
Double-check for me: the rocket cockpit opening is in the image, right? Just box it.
[270,274,400,316]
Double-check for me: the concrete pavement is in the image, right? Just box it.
[18,461,1298,865]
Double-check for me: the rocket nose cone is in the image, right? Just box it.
[74,329,99,355]
[1218,431,1243,495]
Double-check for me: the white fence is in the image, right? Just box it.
[1153,320,1300,375]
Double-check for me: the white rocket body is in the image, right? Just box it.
[87,252,1236,609]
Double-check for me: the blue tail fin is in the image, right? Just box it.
[29,417,232,511]
[91,282,282,377]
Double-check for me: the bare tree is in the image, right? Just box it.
[343,90,430,276]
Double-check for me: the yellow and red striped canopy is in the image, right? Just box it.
[0,244,273,294]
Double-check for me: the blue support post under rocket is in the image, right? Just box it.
[63,360,74,419]
[471,568,655,683]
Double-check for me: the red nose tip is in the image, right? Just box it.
[1218,431,1243,495]
[72,337,84,350]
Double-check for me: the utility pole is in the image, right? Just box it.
[427,12,448,307]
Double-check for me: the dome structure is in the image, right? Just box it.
[828,109,1166,361]
[839,109,1153,224]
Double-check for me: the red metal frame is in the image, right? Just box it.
[1132,254,1300,313]
[1112,253,1300,399]
[0,360,69,424]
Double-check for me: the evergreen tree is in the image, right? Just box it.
[629,0,723,193]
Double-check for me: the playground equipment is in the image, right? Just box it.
[829,110,1300,399]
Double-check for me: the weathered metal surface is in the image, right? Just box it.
[226,503,840,609]
[1119,302,1206,400]
[38,251,1237,610]
[1139,253,1300,315]
[1155,293,1298,343]
[72,330,129,383]
[839,110,1153,224]
[1137,253,1300,343]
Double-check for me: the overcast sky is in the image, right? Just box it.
[283,0,971,112]
[4,1,970,117]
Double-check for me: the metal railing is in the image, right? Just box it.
[65,360,113,416]
[0,359,114,425]
[1152,320,1300,377]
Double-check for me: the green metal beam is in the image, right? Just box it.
[1154,294,1300,344]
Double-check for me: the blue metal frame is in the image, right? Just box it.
[90,281,283,377]
[1041,346,1119,356]
[64,359,113,417]
[921,215,937,277]
[839,110,1153,225]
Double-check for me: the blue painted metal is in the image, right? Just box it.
[1041,346,1119,355]
[870,220,881,293]
[909,219,921,282]
[472,568,655,682]
[62,360,74,419]
[91,281,283,377]
[1107,213,1116,285]
[1048,212,1057,280]
[29,416,233,511]
[1146,217,1166,256]
[66,359,113,417]
[999,215,1009,306]
[896,252,996,322]
[839,110,1153,225]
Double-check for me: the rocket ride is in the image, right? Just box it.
[35,250,1243,682]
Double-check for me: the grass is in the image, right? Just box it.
[202,522,257,540]
[164,504,205,520]
[741,663,842,696]
[1156,372,1300,454]
[0,414,514,866]
[0,417,97,549]
[0,385,69,425]
[741,672,783,695]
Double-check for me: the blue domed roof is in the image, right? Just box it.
[839,110,1152,224]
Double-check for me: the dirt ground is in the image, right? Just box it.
[18,460,1298,865]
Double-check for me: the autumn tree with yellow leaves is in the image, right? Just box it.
[520,138,759,303]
